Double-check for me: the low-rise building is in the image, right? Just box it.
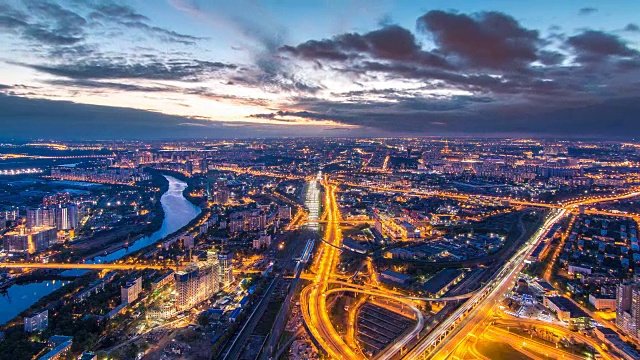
[147,302,177,320]
[420,269,465,298]
[151,271,174,291]
[78,352,97,360]
[39,335,72,360]
[342,237,368,254]
[568,264,592,277]
[588,294,616,311]
[543,296,591,328]
[594,327,640,360]
[74,273,116,303]
[380,270,411,285]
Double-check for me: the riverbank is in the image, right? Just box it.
[0,175,201,326]
[59,171,170,263]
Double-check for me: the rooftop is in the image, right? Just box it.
[421,269,464,294]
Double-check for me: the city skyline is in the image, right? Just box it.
[1,0,640,139]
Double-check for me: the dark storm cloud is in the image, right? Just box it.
[271,8,640,137]
[578,7,598,16]
[281,25,450,69]
[568,30,638,64]
[258,95,640,138]
[11,58,236,81]
[248,110,336,122]
[0,94,241,140]
[417,11,541,70]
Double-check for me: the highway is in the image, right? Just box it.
[300,180,360,359]
[399,188,640,360]
[483,326,585,360]
[300,178,432,359]
[494,318,615,360]
[403,208,568,359]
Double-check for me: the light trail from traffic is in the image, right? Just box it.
[404,189,640,359]
[404,208,568,359]
[300,179,360,359]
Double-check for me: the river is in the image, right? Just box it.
[0,175,200,325]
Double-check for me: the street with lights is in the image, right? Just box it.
[295,176,640,360]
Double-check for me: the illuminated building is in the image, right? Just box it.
[253,233,271,249]
[26,208,43,229]
[121,277,142,304]
[229,210,266,233]
[214,189,229,204]
[616,282,640,339]
[588,294,616,311]
[55,204,78,230]
[175,255,220,311]
[151,272,174,291]
[27,205,78,230]
[278,205,291,220]
[147,302,177,320]
[40,336,72,360]
[3,226,57,253]
[24,310,48,332]
[421,269,465,297]
[218,251,234,286]
[42,192,71,206]
[543,296,591,329]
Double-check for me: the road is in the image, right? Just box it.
[403,208,567,359]
[300,180,361,359]
[483,326,585,360]
[401,189,640,359]
[494,318,615,360]
[300,179,432,359]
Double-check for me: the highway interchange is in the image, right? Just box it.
[297,175,640,359]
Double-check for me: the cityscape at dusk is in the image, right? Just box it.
[2,2,640,360]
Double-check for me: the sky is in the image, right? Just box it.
[1,0,640,139]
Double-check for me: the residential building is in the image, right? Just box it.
[39,335,72,360]
[24,310,48,332]
[218,251,233,286]
[121,277,142,304]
